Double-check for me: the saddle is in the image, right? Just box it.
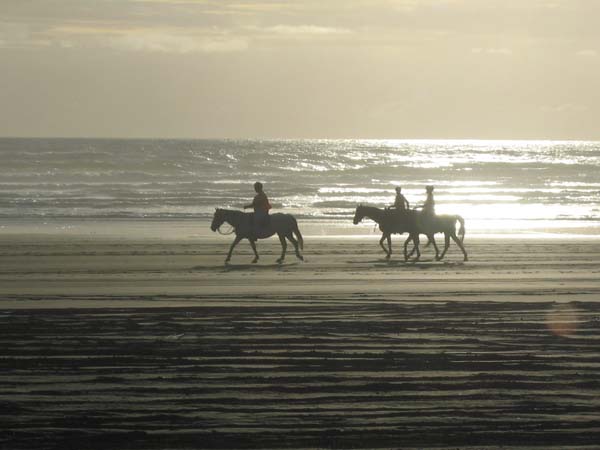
[382,208,413,232]
[416,210,437,233]
[245,212,272,239]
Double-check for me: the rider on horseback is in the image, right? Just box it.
[417,185,436,234]
[423,185,435,216]
[389,186,410,212]
[385,186,410,230]
[244,182,271,238]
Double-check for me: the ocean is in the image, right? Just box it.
[1,138,599,237]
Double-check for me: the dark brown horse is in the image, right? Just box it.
[353,205,426,261]
[353,205,468,261]
[211,208,304,264]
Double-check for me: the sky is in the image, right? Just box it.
[1,0,599,139]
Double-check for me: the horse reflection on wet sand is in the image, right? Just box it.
[353,205,468,261]
[211,208,304,264]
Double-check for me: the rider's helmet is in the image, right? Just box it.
[254,181,263,192]
[426,185,434,193]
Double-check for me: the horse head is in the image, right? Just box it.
[211,208,225,232]
[353,204,366,225]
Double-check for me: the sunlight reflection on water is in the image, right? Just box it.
[1,138,599,236]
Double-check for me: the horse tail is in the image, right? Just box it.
[456,215,466,242]
[293,218,304,250]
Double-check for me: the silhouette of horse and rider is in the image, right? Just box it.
[211,182,467,264]
[353,185,467,262]
[211,182,304,264]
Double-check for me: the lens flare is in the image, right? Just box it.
[545,304,581,338]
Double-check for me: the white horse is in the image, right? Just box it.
[418,213,468,261]
[211,208,304,264]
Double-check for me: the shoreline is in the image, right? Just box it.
[2,233,600,307]
[2,216,600,241]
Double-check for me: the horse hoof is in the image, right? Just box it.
[296,255,304,261]
[252,259,258,264]
[464,257,469,262]
[276,258,283,264]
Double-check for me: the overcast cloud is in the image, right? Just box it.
[1,0,598,138]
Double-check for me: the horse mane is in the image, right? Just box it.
[361,204,388,215]
[217,208,245,214]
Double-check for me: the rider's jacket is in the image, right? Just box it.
[251,192,271,213]
[394,194,409,210]
[423,193,435,215]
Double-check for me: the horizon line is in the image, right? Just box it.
[1,135,600,143]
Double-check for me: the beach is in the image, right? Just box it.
[2,227,600,449]
[4,0,600,445]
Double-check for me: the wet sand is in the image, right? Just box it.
[2,234,600,449]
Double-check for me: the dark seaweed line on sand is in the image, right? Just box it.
[2,301,600,449]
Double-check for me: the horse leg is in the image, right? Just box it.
[451,233,468,261]
[403,235,411,261]
[387,234,392,259]
[438,233,450,260]
[379,233,390,258]
[412,234,421,261]
[276,234,287,263]
[424,236,432,248]
[249,238,259,263]
[286,234,304,261]
[379,233,387,254]
[408,236,423,258]
[225,235,243,264]
[429,234,440,260]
